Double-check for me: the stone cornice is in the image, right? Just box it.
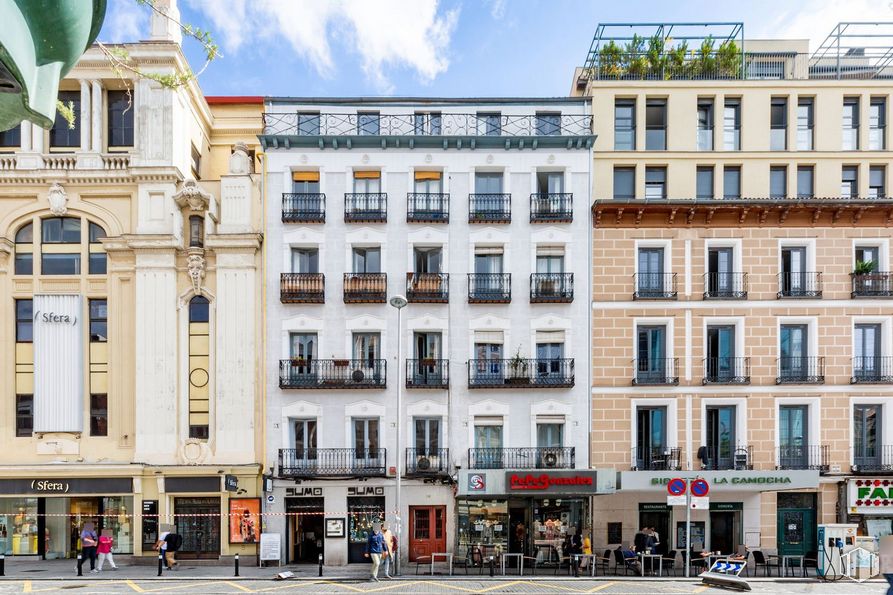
[205,233,263,252]
[118,234,179,252]
[0,166,183,186]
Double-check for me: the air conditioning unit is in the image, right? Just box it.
[543,452,559,468]
[416,456,432,471]
[351,369,366,382]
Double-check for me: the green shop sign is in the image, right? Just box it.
[650,476,792,486]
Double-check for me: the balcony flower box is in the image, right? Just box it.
[333,359,349,367]
[506,377,530,385]
[421,358,436,366]
[291,358,307,366]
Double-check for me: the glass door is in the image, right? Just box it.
[855,324,881,380]
[706,406,736,469]
[413,332,442,386]
[638,248,664,295]
[289,333,317,384]
[708,247,733,294]
[294,419,317,463]
[536,342,563,379]
[636,326,666,383]
[474,424,503,469]
[780,324,808,380]
[353,332,381,381]
[536,423,564,468]
[291,248,319,273]
[779,405,808,468]
[636,407,667,469]
[474,343,503,383]
[854,404,881,469]
[707,325,736,381]
[414,247,442,273]
[782,247,807,294]
[174,497,221,559]
[353,418,381,468]
[414,418,441,456]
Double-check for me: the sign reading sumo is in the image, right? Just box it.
[33,295,83,433]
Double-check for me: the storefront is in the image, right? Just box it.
[846,478,893,540]
[456,470,614,563]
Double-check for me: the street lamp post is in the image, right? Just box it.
[388,294,408,575]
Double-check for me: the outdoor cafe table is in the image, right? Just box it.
[501,552,525,575]
[639,552,663,576]
[430,552,453,576]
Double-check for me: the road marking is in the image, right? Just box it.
[586,582,618,593]
[125,580,147,593]
[223,582,254,592]
[21,582,30,594]
[255,581,324,593]
[692,587,710,594]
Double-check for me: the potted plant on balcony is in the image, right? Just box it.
[716,40,741,78]
[666,41,688,78]
[507,346,529,385]
[646,34,667,78]
[854,260,876,275]
[333,355,350,367]
[598,40,623,78]
[694,36,716,78]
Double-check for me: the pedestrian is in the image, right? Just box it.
[364,523,385,582]
[381,522,395,579]
[78,521,98,574]
[155,527,180,570]
[97,529,118,571]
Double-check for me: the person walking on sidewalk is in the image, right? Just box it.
[97,530,118,571]
[364,523,385,582]
[77,522,98,574]
[381,522,395,579]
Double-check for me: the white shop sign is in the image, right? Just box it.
[33,295,83,432]
[260,533,281,561]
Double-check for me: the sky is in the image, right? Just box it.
[99,0,891,98]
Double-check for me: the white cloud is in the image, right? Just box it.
[755,0,893,52]
[102,0,149,43]
[485,0,507,19]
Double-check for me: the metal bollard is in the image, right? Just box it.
[318,553,323,577]
[157,552,163,576]
[489,555,495,577]
[77,554,83,577]
[234,553,240,577]
[0,553,5,577]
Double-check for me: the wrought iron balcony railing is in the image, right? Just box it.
[407,192,449,222]
[278,448,386,477]
[703,357,751,385]
[697,445,753,471]
[468,193,511,223]
[631,447,682,471]
[778,272,823,298]
[777,445,829,473]
[632,358,679,386]
[282,193,325,223]
[405,359,449,389]
[852,356,893,383]
[530,193,573,222]
[467,358,574,388]
[280,273,325,304]
[343,273,387,303]
[467,447,575,470]
[852,273,893,298]
[852,447,893,473]
[344,193,387,222]
[776,356,825,384]
[406,272,449,303]
[468,273,511,303]
[279,358,386,389]
[263,112,593,137]
[633,273,677,299]
[530,273,574,303]
[405,448,450,475]
[703,272,748,299]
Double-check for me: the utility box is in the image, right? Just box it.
[817,523,858,579]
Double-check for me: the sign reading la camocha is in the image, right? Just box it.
[619,470,819,492]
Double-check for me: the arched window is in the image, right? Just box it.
[189,295,209,322]
[189,215,204,248]
[88,222,108,275]
[13,223,33,275]
[188,295,210,440]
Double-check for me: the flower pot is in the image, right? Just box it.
[333,359,349,367]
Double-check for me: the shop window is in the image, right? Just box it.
[188,296,210,440]
[15,299,32,343]
[107,90,134,147]
[90,394,108,436]
[15,395,32,437]
[0,498,38,554]
[89,299,107,342]
[457,499,508,550]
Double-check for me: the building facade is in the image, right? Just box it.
[577,22,893,558]
[0,9,264,560]
[260,99,600,565]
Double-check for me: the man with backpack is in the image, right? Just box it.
[155,529,182,570]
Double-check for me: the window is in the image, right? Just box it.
[50,91,81,148]
[107,90,134,147]
[644,167,666,199]
[89,394,108,436]
[842,166,858,199]
[636,325,667,383]
[797,98,814,150]
[723,99,741,150]
[870,98,886,150]
[291,248,319,273]
[474,172,503,194]
[297,112,321,136]
[645,99,667,150]
[189,295,209,322]
[42,217,80,243]
[188,295,210,440]
[705,405,737,469]
[870,166,886,198]
[294,419,318,457]
[780,323,809,375]
[637,247,665,296]
[353,418,380,457]
[854,404,881,468]
[41,253,80,275]
[854,323,882,380]
[781,246,810,295]
[14,222,32,275]
[535,342,564,378]
[770,97,787,151]
[473,342,504,381]
[697,99,713,151]
[843,98,860,150]
[614,99,635,150]
[779,405,808,467]
[189,215,204,248]
[706,247,738,298]
[415,418,441,452]
[635,407,667,469]
[89,299,107,342]
[613,166,635,199]
[88,223,107,274]
[536,422,563,447]
[15,395,32,437]
[535,112,561,136]
[414,246,442,273]
[478,112,501,136]
[357,112,380,135]
[290,333,316,361]
[770,166,787,199]
[15,299,32,342]
[696,166,714,199]
[0,125,20,149]
[414,112,441,135]
[723,166,741,199]
[706,324,737,381]
[353,171,381,194]
[797,166,814,198]
[190,144,201,179]
[292,172,320,194]
[352,247,381,273]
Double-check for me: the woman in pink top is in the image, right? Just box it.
[97,531,118,571]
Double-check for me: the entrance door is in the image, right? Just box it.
[776,493,817,557]
[409,506,446,562]
[286,498,324,564]
[174,497,221,559]
[638,509,670,556]
[508,505,529,559]
[709,511,736,554]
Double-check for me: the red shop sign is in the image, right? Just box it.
[508,473,595,491]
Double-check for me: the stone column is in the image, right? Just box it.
[19,121,31,152]
[80,80,91,152]
[91,80,102,153]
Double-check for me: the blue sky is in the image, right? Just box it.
[100,0,886,98]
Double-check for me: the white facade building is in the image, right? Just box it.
[260,98,598,566]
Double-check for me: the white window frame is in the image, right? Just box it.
[777,238,817,276]
[629,397,679,468]
[699,397,748,452]
[850,397,893,460]
[774,397,821,467]
[776,316,819,360]
[852,316,893,360]
[851,238,890,273]
[632,317,676,361]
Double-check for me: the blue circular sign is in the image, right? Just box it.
[691,478,710,497]
[667,478,687,496]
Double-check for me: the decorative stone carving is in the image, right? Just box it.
[229,141,251,175]
[186,247,206,293]
[173,179,212,213]
[47,183,68,215]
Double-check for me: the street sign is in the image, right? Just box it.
[691,478,710,497]
[667,477,687,496]
[667,495,687,506]
[691,496,710,510]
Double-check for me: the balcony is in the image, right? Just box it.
[467,358,575,388]
[343,273,387,303]
[467,447,575,470]
[344,193,387,222]
[631,447,682,471]
[282,193,325,223]
[777,272,822,298]
[632,358,679,386]
[468,273,511,303]
[530,273,574,303]
[703,272,748,299]
[468,193,511,223]
[633,273,677,300]
[406,273,449,303]
[852,273,893,298]
[852,448,893,473]
[530,193,573,223]
[405,448,450,476]
[697,445,753,471]
[406,359,449,389]
[279,359,386,389]
[280,273,325,304]
[278,448,386,478]
[777,445,829,473]
[407,193,449,223]
[852,357,893,384]
[702,357,751,385]
[776,357,825,384]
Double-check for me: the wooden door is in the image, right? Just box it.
[409,506,446,561]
